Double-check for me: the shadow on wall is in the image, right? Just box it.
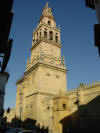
[60,95,100,133]
[1,95,100,133]
[1,117,49,133]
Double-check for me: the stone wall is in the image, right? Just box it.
[4,108,15,123]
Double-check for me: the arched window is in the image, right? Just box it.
[44,31,47,39]
[63,104,66,109]
[48,20,51,26]
[36,32,38,41]
[39,32,41,39]
[33,39,35,43]
[49,31,53,40]
[55,36,58,42]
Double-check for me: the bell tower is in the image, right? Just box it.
[16,3,68,127]
[25,3,67,94]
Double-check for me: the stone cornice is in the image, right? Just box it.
[33,23,60,35]
[31,38,62,51]
[79,83,100,91]
[25,61,67,76]
[25,91,55,98]
[39,14,55,23]
[65,81,100,98]
[16,75,25,85]
[53,96,69,100]
[25,62,39,75]
[83,90,100,96]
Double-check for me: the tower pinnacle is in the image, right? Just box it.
[46,2,48,8]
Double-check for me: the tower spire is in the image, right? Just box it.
[39,2,55,24]
[46,2,48,7]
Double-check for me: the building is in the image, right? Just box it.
[4,3,100,133]
[16,2,67,131]
[0,0,14,127]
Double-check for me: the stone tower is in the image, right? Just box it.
[16,3,67,130]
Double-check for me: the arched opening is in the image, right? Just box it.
[48,20,51,26]
[39,32,41,39]
[40,32,41,36]
[44,31,47,39]
[63,104,66,109]
[36,32,38,41]
[49,31,53,40]
[55,36,58,42]
[33,39,35,43]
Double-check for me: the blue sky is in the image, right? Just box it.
[4,0,100,109]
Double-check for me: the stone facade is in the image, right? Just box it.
[15,3,67,131]
[4,108,15,123]
[4,3,100,133]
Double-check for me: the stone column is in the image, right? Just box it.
[0,72,9,126]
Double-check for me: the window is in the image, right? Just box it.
[48,20,51,26]
[44,31,47,38]
[56,75,60,78]
[47,107,50,110]
[49,31,53,40]
[30,104,33,107]
[37,32,38,38]
[26,106,28,108]
[55,36,58,42]
[33,39,35,43]
[46,73,50,76]
[44,28,47,31]
[63,104,66,109]
[36,32,38,41]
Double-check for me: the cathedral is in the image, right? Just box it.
[4,3,100,133]
[16,2,67,131]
